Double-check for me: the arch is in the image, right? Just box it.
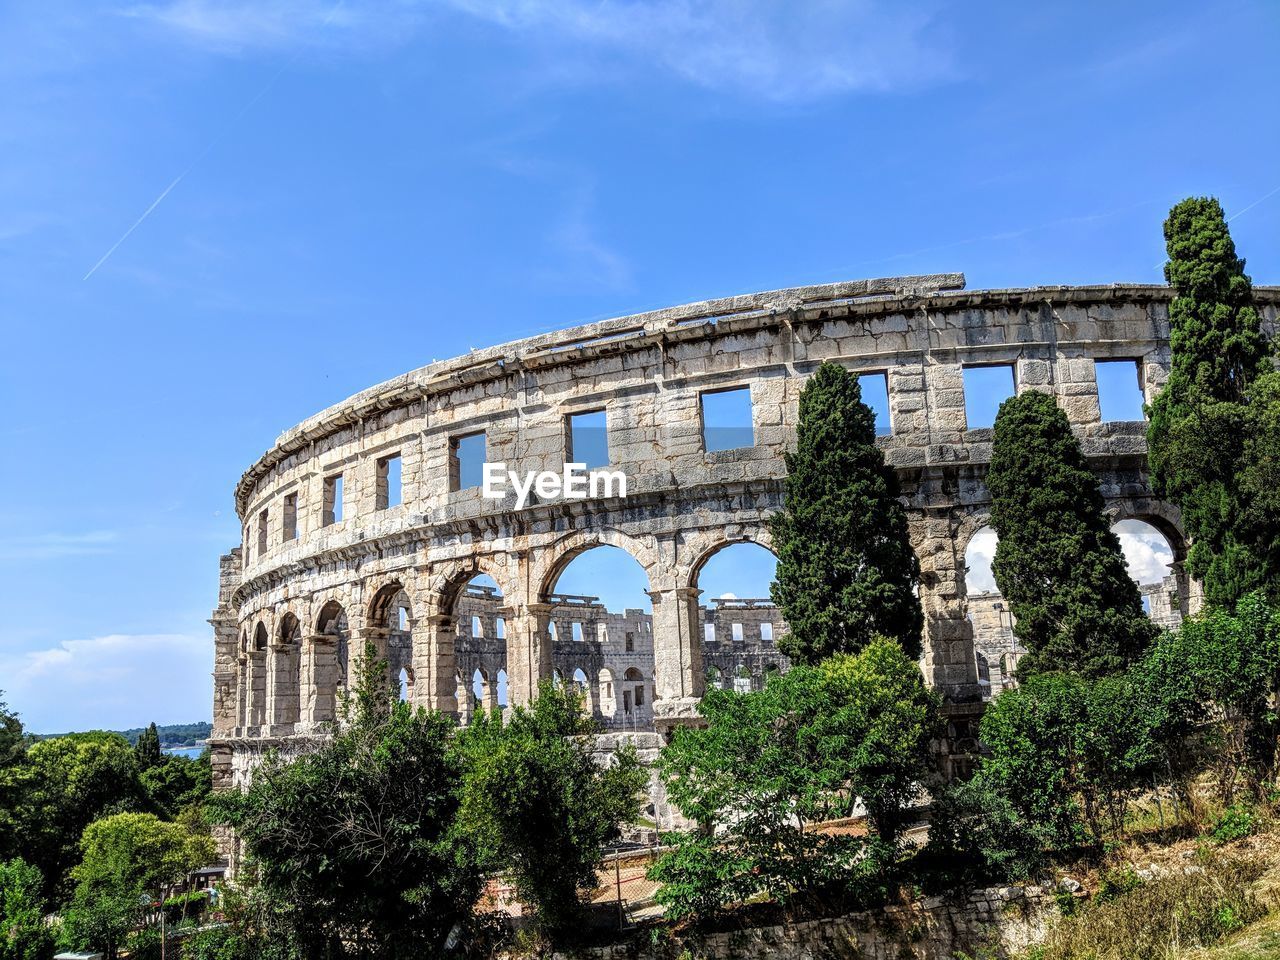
[311,599,349,725]
[253,621,268,651]
[367,579,409,631]
[398,666,413,703]
[705,665,723,689]
[572,667,592,714]
[1105,500,1188,561]
[496,668,509,708]
[315,599,347,636]
[963,525,999,597]
[533,528,659,604]
[423,555,518,619]
[278,612,301,644]
[685,532,777,592]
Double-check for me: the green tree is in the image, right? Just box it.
[60,812,214,960]
[769,362,923,663]
[456,682,645,938]
[140,751,212,819]
[974,671,1156,851]
[651,639,937,921]
[1138,593,1280,801]
[209,643,484,959]
[0,695,21,771]
[0,858,53,960]
[988,390,1156,677]
[1147,197,1275,607]
[3,732,144,897]
[133,723,161,770]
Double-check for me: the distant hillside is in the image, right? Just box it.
[33,721,212,746]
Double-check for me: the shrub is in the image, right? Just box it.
[1209,805,1257,845]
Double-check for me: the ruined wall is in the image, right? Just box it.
[211,275,1280,793]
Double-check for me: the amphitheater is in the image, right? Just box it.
[209,273,1280,814]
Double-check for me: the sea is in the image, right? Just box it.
[162,745,206,760]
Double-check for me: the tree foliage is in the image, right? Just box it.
[134,723,162,770]
[0,858,52,960]
[651,639,937,921]
[58,812,213,960]
[987,390,1156,677]
[209,644,484,959]
[769,362,923,663]
[1147,197,1277,606]
[972,671,1158,856]
[455,681,645,937]
[1,732,144,897]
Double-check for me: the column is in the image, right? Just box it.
[413,614,459,715]
[649,585,705,733]
[245,650,267,730]
[506,602,553,707]
[306,634,338,726]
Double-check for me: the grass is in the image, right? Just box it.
[1030,853,1269,960]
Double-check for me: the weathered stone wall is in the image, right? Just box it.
[557,884,1057,960]
[210,275,1280,794]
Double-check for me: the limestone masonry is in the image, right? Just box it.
[209,274,1280,798]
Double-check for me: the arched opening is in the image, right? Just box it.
[453,573,507,724]
[248,622,269,726]
[572,667,592,714]
[274,613,302,727]
[620,667,649,726]
[1113,518,1182,628]
[313,600,349,724]
[733,664,753,694]
[705,665,723,690]
[692,541,786,693]
[368,582,413,696]
[398,667,412,703]
[544,544,652,730]
[963,526,1021,699]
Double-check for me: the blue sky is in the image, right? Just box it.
[1,1,1277,732]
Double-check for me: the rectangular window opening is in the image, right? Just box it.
[398,607,409,631]
[572,622,584,642]
[760,622,774,642]
[323,474,344,526]
[495,617,506,639]
[858,372,892,437]
[377,453,402,510]
[704,623,716,644]
[567,409,609,470]
[471,615,483,638]
[635,685,645,707]
[731,622,744,643]
[254,506,267,560]
[625,631,634,652]
[700,386,754,452]
[1095,359,1146,422]
[283,493,298,543]
[451,431,486,491]
[962,364,1016,430]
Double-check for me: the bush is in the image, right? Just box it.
[1209,805,1257,845]
[455,681,645,938]
[1036,854,1265,960]
[0,858,53,960]
[652,639,938,920]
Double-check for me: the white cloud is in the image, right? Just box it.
[0,632,211,733]
[1114,518,1174,587]
[965,521,1174,597]
[124,0,955,101]
[964,526,998,594]
[718,591,739,601]
[0,530,117,561]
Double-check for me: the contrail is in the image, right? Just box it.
[1228,183,1280,222]
[83,0,345,281]
[83,174,186,280]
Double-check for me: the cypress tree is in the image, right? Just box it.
[1147,197,1273,607]
[134,721,162,769]
[769,362,923,664]
[988,391,1156,678]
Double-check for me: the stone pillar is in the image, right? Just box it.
[913,513,982,703]
[507,603,553,707]
[650,585,705,733]
[306,634,339,726]
[350,626,395,702]
[266,642,300,735]
[414,614,459,715]
[245,650,267,730]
